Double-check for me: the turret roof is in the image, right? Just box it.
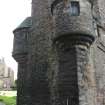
[13,17,32,32]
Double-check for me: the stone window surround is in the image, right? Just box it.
[51,0,80,16]
[70,1,80,16]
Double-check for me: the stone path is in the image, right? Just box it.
[0,102,5,105]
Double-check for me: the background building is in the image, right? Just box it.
[0,57,14,90]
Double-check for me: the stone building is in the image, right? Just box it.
[0,58,14,90]
[12,0,105,105]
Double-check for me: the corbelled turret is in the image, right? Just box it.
[52,0,95,46]
[50,1,96,105]
[12,17,32,105]
[12,17,32,62]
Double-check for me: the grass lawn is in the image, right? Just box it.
[0,96,16,105]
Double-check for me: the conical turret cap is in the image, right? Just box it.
[13,17,32,32]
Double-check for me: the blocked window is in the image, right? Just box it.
[70,1,80,16]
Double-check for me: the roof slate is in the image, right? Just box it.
[13,17,32,32]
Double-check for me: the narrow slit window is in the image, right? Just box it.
[70,1,80,16]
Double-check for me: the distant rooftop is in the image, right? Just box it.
[0,57,5,63]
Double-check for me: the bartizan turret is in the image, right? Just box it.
[52,0,95,46]
[12,17,32,63]
[12,17,32,105]
[50,0,96,105]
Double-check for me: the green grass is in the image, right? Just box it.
[0,96,16,105]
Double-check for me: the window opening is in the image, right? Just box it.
[70,1,80,16]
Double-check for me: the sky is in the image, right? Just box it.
[0,0,31,79]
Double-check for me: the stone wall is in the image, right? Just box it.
[91,0,105,104]
[29,0,53,104]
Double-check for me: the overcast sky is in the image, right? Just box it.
[0,0,31,79]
